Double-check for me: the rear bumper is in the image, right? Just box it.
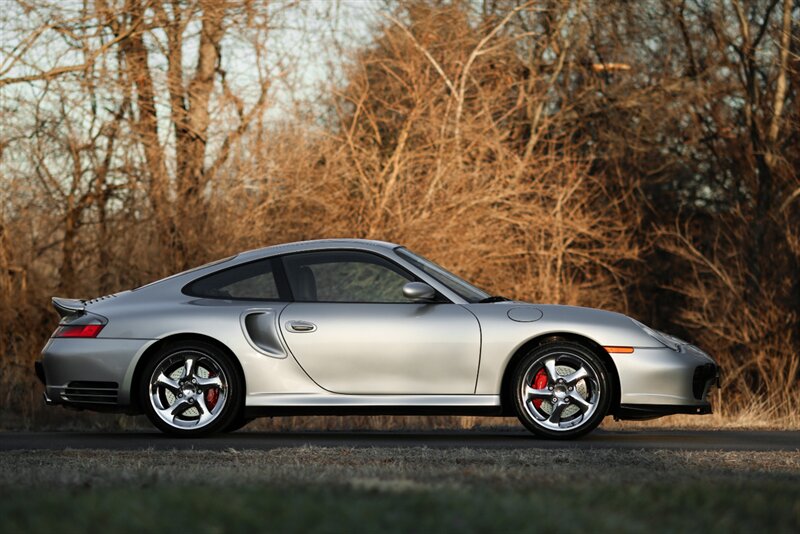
[37,337,155,410]
[610,343,719,411]
[34,360,46,385]
[34,361,55,405]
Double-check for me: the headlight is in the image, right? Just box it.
[630,319,685,351]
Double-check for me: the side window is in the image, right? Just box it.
[282,251,414,303]
[185,259,280,300]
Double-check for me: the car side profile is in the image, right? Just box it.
[36,239,720,439]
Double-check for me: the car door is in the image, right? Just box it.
[277,250,481,394]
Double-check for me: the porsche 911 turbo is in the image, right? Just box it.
[36,239,719,438]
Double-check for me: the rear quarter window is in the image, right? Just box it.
[184,259,280,300]
[134,255,237,291]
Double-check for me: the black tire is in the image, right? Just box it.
[223,416,255,433]
[140,340,244,437]
[511,341,611,439]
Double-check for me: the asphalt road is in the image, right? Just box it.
[0,429,797,452]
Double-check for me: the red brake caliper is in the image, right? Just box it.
[532,369,548,408]
[205,371,219,410]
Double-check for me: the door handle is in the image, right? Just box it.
[286,320,317,333]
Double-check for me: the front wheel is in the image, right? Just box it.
[223,416,255,433]
[512,341,611,439]
[140,340,244,437]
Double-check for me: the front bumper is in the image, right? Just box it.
[37,337,155,410]
[610,343,719,419]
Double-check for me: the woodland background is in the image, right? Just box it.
[0,0,797,429]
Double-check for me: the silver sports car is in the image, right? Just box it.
[36,239,719,438]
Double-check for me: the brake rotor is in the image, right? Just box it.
[533,364,589,418]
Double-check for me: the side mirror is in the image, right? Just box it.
[402,282,437,303]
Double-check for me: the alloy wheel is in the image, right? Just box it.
[520,351,601,432]
[148,350,229,430]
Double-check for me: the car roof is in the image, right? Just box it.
[236,238,401,262]
[127,239,403,296]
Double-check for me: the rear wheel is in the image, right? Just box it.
[512,341,611,439]
[140,340,243,437]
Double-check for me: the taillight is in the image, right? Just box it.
[53,324,104,338]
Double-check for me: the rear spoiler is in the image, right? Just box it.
[52,297,85,318]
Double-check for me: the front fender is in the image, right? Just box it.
[466,303,661,394]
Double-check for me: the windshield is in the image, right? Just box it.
[395,248,490,303]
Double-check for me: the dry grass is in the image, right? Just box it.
[1,447,798,532]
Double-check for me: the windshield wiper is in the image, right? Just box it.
[478,295,510,303]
